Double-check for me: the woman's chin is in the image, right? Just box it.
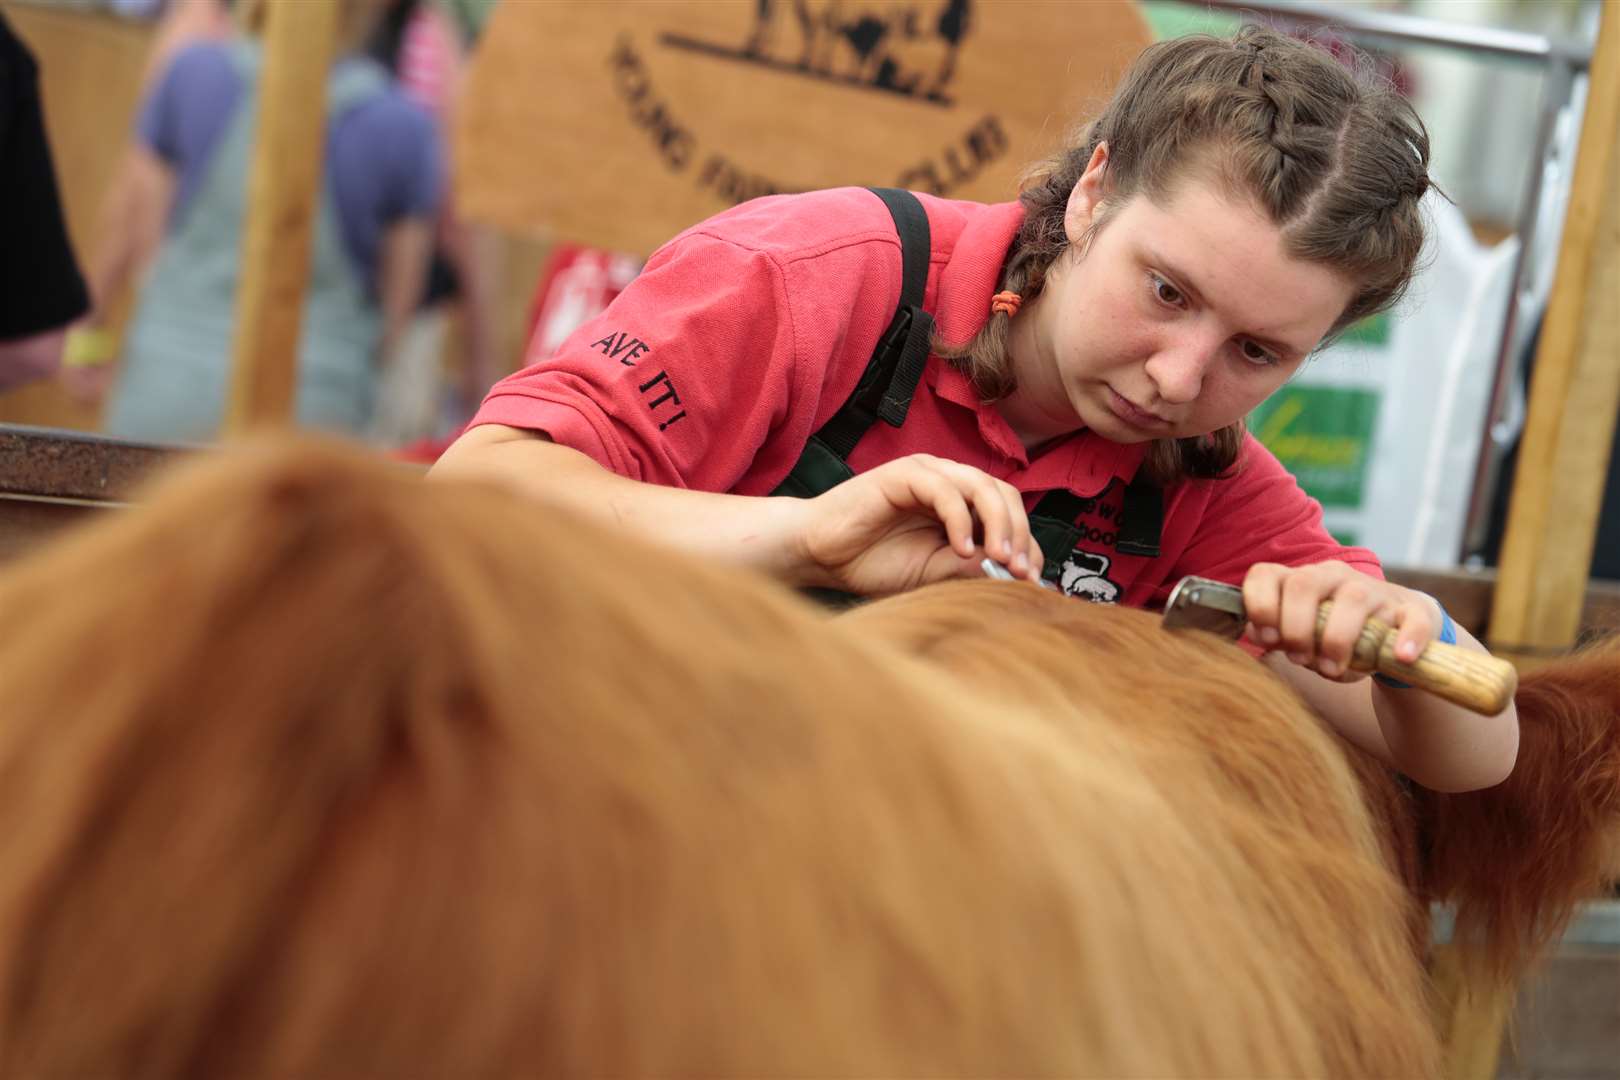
[1077,401,1158,445]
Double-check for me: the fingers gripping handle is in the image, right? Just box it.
[1316,602,1518,716]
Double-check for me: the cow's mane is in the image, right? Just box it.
[846,580,1620,989]
[1415,633,1620,980]
[0,438,1449,1076]
[841,581,1438,1070]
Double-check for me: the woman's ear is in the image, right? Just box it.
[1064,143,1111,245]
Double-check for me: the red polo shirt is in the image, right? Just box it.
[473,187,1380,608]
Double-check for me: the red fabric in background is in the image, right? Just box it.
[391,242,643,464]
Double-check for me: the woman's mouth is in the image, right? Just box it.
[1106,387,1170,430]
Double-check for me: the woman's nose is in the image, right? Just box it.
[1144,330,1221,405]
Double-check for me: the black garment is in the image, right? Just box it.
[1482,314,1620,580]
[0,12,89,341]
[1594,430,1620,580]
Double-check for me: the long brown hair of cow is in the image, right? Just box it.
[1415,633,1620,982]
[0,439,565,1077]
[0,436,1441,1078]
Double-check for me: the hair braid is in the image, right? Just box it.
[934,26,1437,485]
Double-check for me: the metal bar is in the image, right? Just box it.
[0,493,132,510]
[1461,59,1580,560]
[1433,900,1620,949]
[0,425,185,503]
[1189,0,1591,68]
[1489,1,1620,662]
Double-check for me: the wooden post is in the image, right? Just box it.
[1429,943,1512,1080]
[222,0,340,433]
[1490,6,1620,666]
[1459,9,1620,1080]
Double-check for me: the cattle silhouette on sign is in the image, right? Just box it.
[665,0,972,105]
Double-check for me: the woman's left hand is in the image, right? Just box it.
[1240,560,1441,681]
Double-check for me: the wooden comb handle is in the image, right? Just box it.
[1315,602,1517,716]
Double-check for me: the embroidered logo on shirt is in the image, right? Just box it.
[1059,550,1120,604]
[591,331,653,366]
[590,331,688,431]
[637,370,688,431]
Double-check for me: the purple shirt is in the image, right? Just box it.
[136,42,443,296]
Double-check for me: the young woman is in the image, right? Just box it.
[431,26,1519,792]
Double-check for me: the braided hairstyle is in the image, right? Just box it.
[939,26,1434,484]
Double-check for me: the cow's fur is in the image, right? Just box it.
[0,438,1449,1077]
[3,436,1614,1077]
[846,580,1620,989]
[1415,635,1620,980]
[842,583,1440,1017]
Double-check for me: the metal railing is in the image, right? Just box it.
[1195,0,1591,64]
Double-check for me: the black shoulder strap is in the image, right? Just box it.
[813,188,936,459]
[873,188,929,311]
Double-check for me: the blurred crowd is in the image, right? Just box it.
[3,0,517,448]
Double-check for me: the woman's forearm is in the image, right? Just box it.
[84,144,176,326]
[375,217,434,368]
[1270,631,1520,793]
[428,424,817,582]
[1369,622,1520,792]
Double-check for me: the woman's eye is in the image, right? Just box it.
[1149,274,1183,307]
[1239,340,1278,366]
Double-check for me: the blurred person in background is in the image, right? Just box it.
[67,0,236,386]
[363,0,502,447]
[63,0,443,443]
[0,11,90,391]
[61,0,237,394]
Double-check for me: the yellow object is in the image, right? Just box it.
[61,327,119,369]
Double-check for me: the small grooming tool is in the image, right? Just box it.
[980,557,1018,581]
[1161,575,1516,716]
[980,557,1059,591]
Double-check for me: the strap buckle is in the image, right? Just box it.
[852,307,913,412]
[876,306,934,427]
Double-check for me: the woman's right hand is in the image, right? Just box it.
[793,454,1043,596]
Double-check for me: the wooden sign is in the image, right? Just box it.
[455,0,1151,253]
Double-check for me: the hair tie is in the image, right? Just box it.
[990,291,1022,317]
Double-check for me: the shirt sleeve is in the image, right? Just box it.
[133,56,176,159]
[471,230,801,493]
[134,42,239,167]
[1167,434,1384,589]
[371,95,443,223]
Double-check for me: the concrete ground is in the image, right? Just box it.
[1496,902,1620,1080]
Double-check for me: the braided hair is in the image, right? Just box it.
[937,26,1434,484]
